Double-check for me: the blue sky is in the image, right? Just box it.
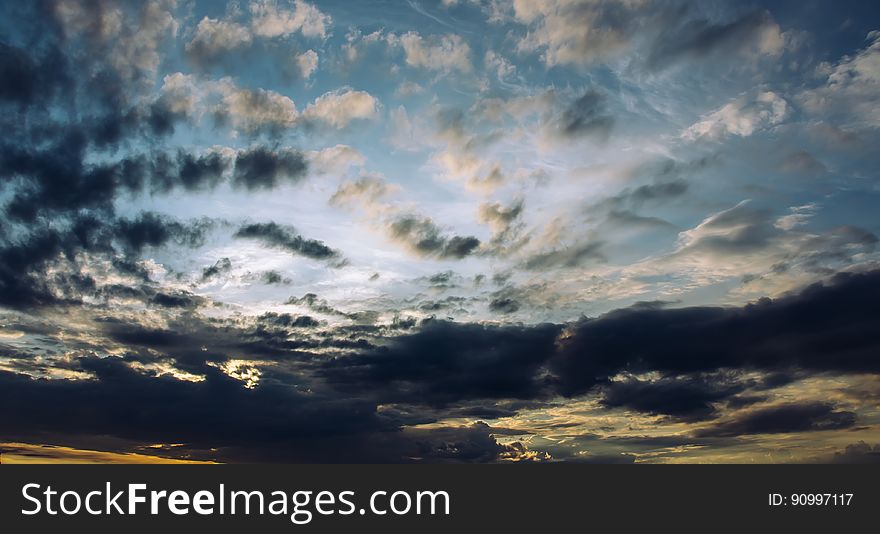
[1,0,880,463]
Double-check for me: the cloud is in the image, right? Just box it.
[695,402,856,437]
[484,50,517,83]
[509,1,784,70]
[599,375,745,421]
[329,175,395,207]
[50,0,179,83]
[646,9,784,70]
[234,222,341,261]
[3,0,880,464]
[286,293,351,317]
[654,200,877,287]
[390,31,472,73]
[551,270,880,396]
[151,290,206,309]
[330,175,480,260]
[321,319,561,406]
[306,144,365,175]
[780,151,827,175]
[201,257,233,282]
[215,82,300,134]
[0,43,68,105]
[0,358,395,462]
[488,296,521,314]
[152,150,228,193]
[774,204,818,231]
[159,74,378,132]
[478,200,528,255]
[157,73,300,134]
[3,268,880,460]
[387,215,481,259]
[0,212,212,308]
[799,31,880,127]
[511,0,638,66]
[551,89,614,141]
[296,49,318,79]
[185,17,253,65]
[426,107,513,192]
[831,442,880,464]
[303,88,379,128]
[249,0,331,39]
[683,91,788,140]
[185,1,331,65]
[0,354,534,462]
[522,241,606,270]
[674,200,776,256]
[114,212,212,253]
[232,147,308,189]
[257,312,321,329]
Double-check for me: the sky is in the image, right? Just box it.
[1,0,879,464]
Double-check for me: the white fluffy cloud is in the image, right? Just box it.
[185,0,330,61]
[391,31,473,73]
[159,74,377,132]
[296,49,319,79]
[303,88,379,128]
[249,0,331,39]
[512,0,640,66]
[53,0,179,82]
[799,32,880,127]
[683,91,789,140]
[216,81,300,133]
[186,17,253,58]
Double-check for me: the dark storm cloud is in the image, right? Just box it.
[152,150,228,193]
[695,402,857,437]
[598,376,745,421]
[320,269,880,411]
[233,147,308,190]
[321,319,562,406]
[0,42,69,105]
[234,222,341,261]
[1,132,117,221]
[646,9,782,70]
[0,358,389,457]
[0,356,532,463]
[0,211,213,308]
[114,212,212,253]
[387,215,481,259]
[4,269,880,460]
[148,147,311,193]
[1,143,307,225]
[551,270,880,396]
[408,421,531,463]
